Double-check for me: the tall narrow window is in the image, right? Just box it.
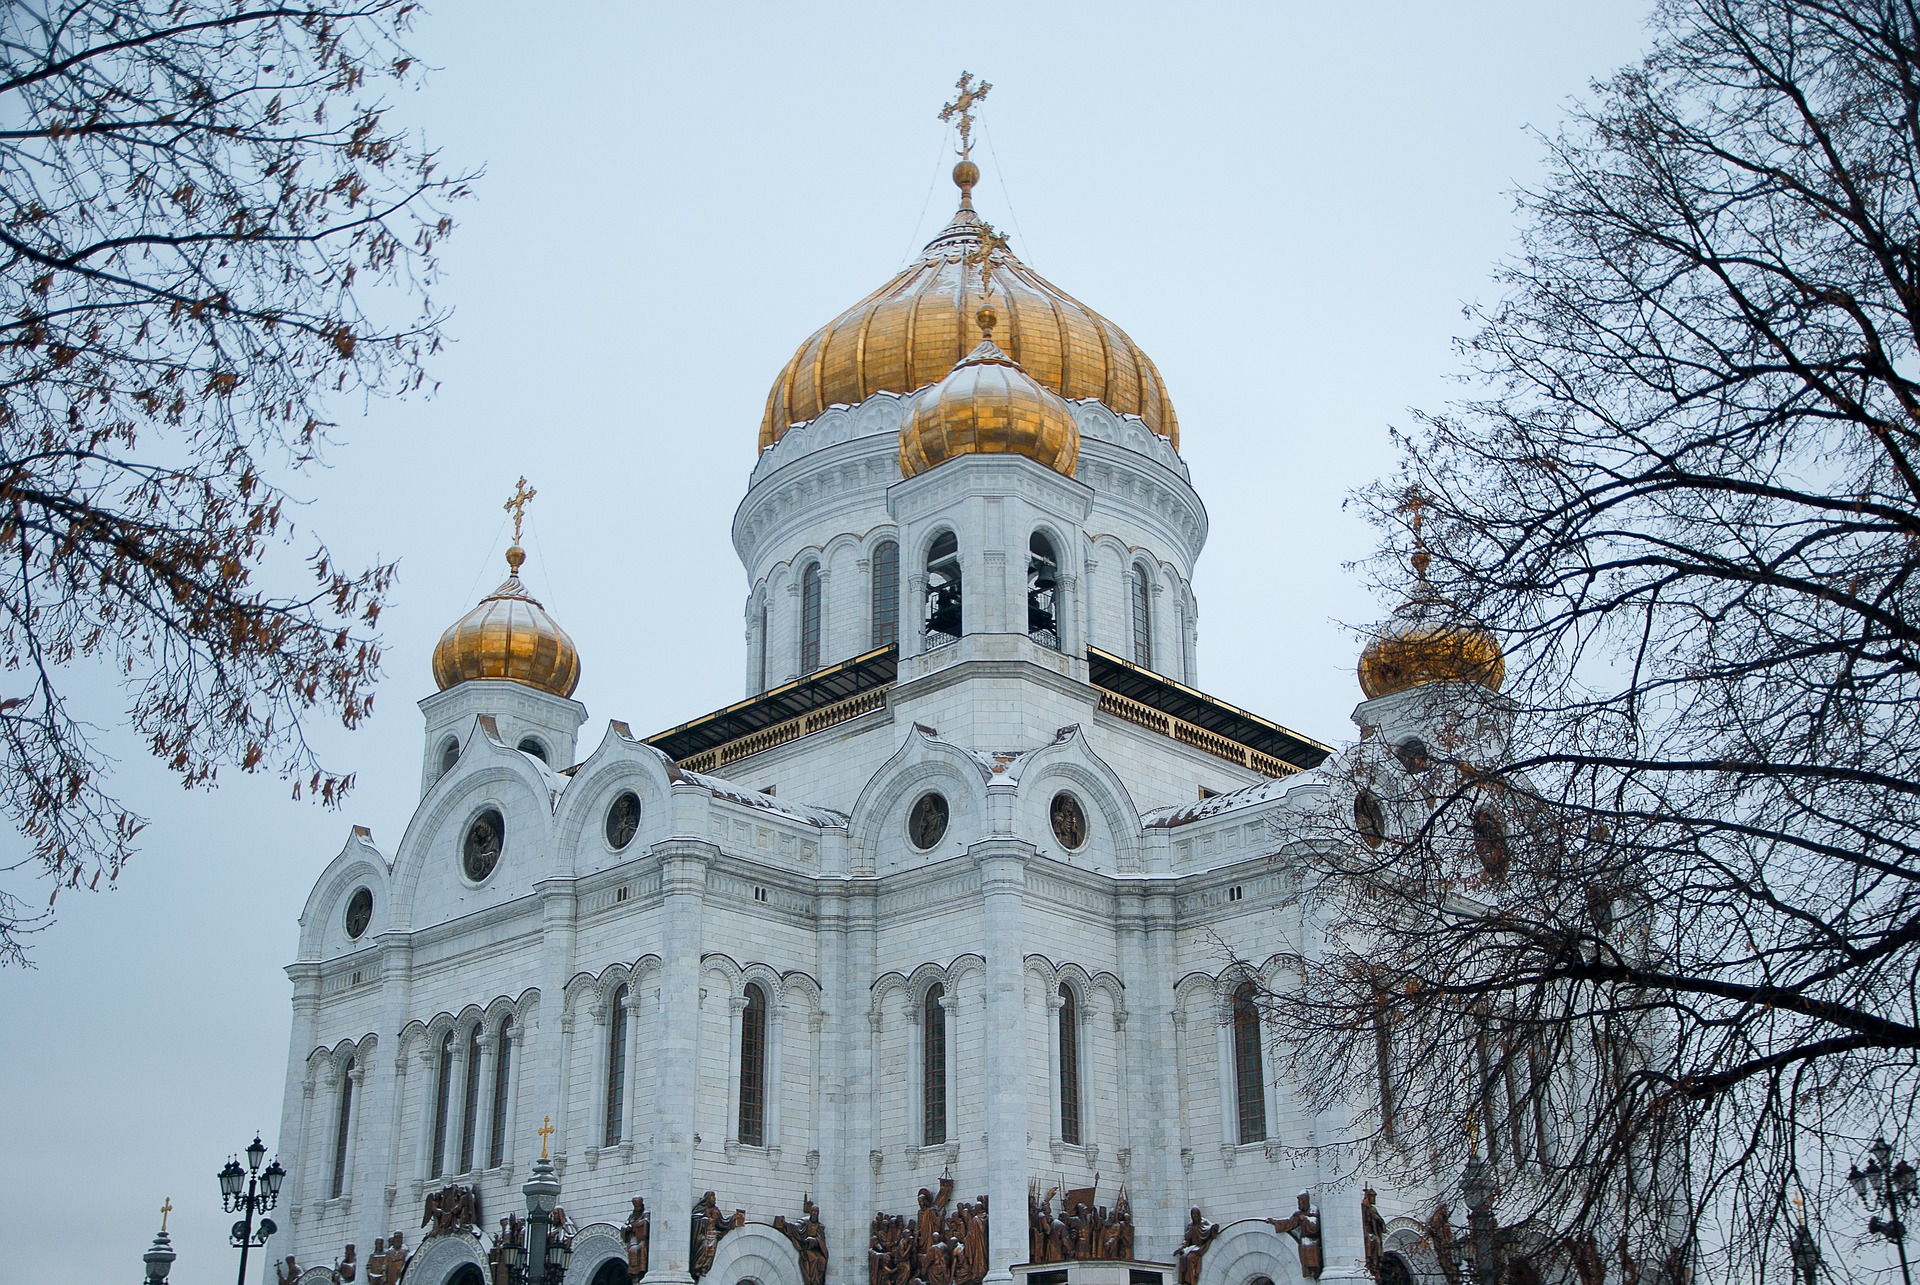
[755,597,769,693]
[458,1023,483,1173]
[439,737,460,778]
[430,1029,455,1177]
[1058,985,1082,1144]
[1028,533,1059,649]
[1373,995,1397,1141]
[604,985,629,1146]
[488,1017,514,1168]
[739,983,768,1147]
[1232,982,1267,1145]
[1130,564,1153,668]
[330,1056,355,1198]
[923,983,948,1145]
[925,533,962,647]
[871,540,900,649]
[800,564,823,674]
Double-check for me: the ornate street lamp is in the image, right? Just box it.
[1459,1155,1501,1285]
[217,1135,286,1285]
[1848,1137,1916,1285]
[501,1117,573,1285]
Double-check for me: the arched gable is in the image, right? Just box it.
[297,828,391,962]
[552,724,679,876]
[848,726,990,874]
[1007,725,1144,872]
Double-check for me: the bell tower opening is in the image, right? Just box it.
[925,532,962,649]
[1028,532,1059,650]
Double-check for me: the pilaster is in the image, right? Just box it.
[976,838,1036,1284]
[650,836,716,1285]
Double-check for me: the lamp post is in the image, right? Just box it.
[1459,1156,1501,1285]
[500,1117,573,1285]
[218,1134,286,1285]
[1848,1138,1917,1285]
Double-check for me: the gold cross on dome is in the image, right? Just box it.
[938,71,992,161]
[537,1114,554,1161]
[160,1197,173,1232]
[965,225,1009,298]
[504,476,537,544]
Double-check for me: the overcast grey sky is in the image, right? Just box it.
[0,3,1658,1279]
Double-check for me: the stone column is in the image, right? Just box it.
[977,839,1035,1284]
[278,963,321,1244]
[1137,886,1184,1258]
[531,876,578,1161]
[650,835,715,1285]
[368,933,415,1252]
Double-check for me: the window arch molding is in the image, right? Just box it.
[867,530,902,651]
[698,955,822,1157]
[309,1034,374,1203]
[1128,558,1158,669]
[1026,524,1073,651]
[1024,957,1123,1152]
[796,557,826,676]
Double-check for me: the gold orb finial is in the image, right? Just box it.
[505,544,526,575]
[953,158,980,200]
[976,306,997,340]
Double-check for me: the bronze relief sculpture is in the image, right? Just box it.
[1268,1191,1322,1279]
[690,1191,746,1281]
[622,1196,652,1279]
[1027,1181,1134,1265]
[423,1184,482,1237]
[775,1195,830,1285]
[1174,1207,1221,1285]
[868,1173,988,1285]
[1361,1188,1387,1279]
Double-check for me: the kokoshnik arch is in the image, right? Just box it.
[272,79,1514,1285]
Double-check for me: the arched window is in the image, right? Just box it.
[430,1029,455,1177]
[604,985,628,1147]
[1232,982,1267,1144]
[516,737,548,763]
[1130,564,1153,668]
[923,983,948,1145]
[871,539,900,649]
[458,1023,483,1173]
[925,533,962,647]
[1028,533,1059,649]
[1058,984,1082,1144]
[488,1016,514,1168]
[439,737,459,777]
[739,983,768,1147]
[330,1056,354,1198]
[1373,995,1397,1141]
[800,564,823,674]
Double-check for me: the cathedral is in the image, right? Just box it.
[271,85,1504,1285]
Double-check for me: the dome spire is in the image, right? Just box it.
[938,71,992,211]
[1355,485,1505,700]
[502,474,536,577]
[431,478,581,698]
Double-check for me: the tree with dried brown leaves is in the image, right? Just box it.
[0,1,468,964]
[1250,2,1920,1281]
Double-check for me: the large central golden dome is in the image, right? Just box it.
[760,168,1178,451]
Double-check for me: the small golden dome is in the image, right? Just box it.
[761,170,1177,452]
[900,309,1080,478]
[432,544,581,698]
[1357,588,1505,700]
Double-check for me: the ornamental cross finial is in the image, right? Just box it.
[538,1114,554,1161]
[1398,483,1432,581]
[938,71,992,161]
[160,1197,173,1233]
[965,225,1010,301]
[504,476,537,545]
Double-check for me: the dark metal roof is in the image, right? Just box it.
[1087,647,1331,771]
[645,645,898,761]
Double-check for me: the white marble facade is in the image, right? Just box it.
[273,229,1457,1285]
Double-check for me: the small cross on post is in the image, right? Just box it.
[537,1114,555,1161]
[1398,483,1432,580]
[965,225,1009,301]
[938,71,992,161]
[504,476,537,545]
[159,1196,172,1233]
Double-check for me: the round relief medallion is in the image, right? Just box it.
[1393,737,1432,774]
[1050,791,1088,850]
[1354,789,1389,848]
[344,886,373,939]
[606,790,641,850]
[908,791,950,850]
[463,807,505,882]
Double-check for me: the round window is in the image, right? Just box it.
[1355,790,1389,849]
[1393,737,1432,774]
[463,808,505,882]
[606,790,641,850]
[908,792,950,850]
[344,887,373,939]
[1050,791,1088,850]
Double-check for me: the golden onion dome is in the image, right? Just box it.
[900,307,1080,478]
[761,163,1178,452]
[1357,579,1505,700]
[432,544,581,698]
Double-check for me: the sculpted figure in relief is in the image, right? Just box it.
[1175,1208,1220,1285]
[1361,1188,1387,1280]
[1268,1191,1322,1279]
[776,1194,829,1285]
[622,1196,652,1279]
